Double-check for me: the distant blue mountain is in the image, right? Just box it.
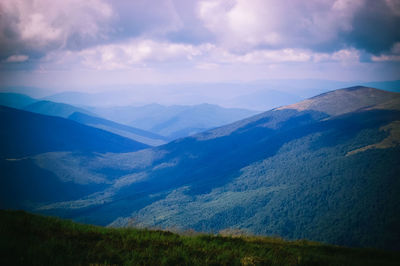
[43,91,104,106]
[23,100,94,118]
[0,93,38,109]
[2,92,258,142]
[42,80,400,108]
[0,106,149,158]
[0,86,51,98]
[90,103,259,139]
[0,93,167,146]
[68,112,169,146]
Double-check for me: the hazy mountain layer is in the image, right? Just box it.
[0,93,169,146]
[23,100,94,118]
[0,93,37,109]
[68,112,168,146]
[40,80,400,108]
[89,103,258,139]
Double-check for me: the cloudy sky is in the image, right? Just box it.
[0,0,399,92]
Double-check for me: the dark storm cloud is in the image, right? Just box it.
[342,0,400,54]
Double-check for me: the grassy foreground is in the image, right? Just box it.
[0,210,398,265]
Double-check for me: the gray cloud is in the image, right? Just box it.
[341,0,400,54]
[109,0,183,39]
[0,0,113,59]
[166,0,215,44]
[195,0,400,55]
[0,0,399,65]
[0,0,209,60]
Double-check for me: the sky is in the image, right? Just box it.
[0,0,399,95]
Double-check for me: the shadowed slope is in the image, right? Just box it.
[68,112,168,146]
[23,100,93,118]
[0,106,149,158]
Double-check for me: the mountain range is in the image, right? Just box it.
[23,100,94,118]
[36,79,400,108]
[68,112,169,146]
[0,92,257,142]
[88,103,258,139]
[1,86,399,250]
[0,105,149,158]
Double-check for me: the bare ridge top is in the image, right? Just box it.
[197,86,400,140]
[278,86,400,116]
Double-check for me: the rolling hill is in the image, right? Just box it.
[1,210,399,266]
[1,86,399,250]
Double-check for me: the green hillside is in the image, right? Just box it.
[1,210,398,266]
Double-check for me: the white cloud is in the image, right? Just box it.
[331,49,360,61]
[5,54,29,63]
[40,39,364,72]
[0,0,113,53]
[371,42,400,62]
[212,48,312,64]
[372,54,400,62]
[207,47,362,65]
[43,39,210,70]
[196,63,220,70]
[197,0,365,52]
[313,48,360,63]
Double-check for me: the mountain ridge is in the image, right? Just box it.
[277,86,400,116]
[68,112,169,146]
[88,103,259,139]
[23,100,94,118]
[0,105,149,158]
[0,93,169,146]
